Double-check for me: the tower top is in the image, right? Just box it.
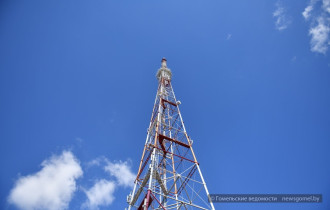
[161,57,167,68]
[156,57,172,81]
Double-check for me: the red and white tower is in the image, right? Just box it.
[127,58,215,210]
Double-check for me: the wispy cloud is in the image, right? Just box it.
[302,0,318,20]
[8,151,83,210]
[303,0,330,54]
[82,179,116,210]
[82,158,135,209]
[226,33,232,40]
[104,160,135,188]
[303,5,314,20]
[324,0,330,13]
[273,1,292,31]
[309,16,330,54]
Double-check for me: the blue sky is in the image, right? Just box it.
[1,0,330,209]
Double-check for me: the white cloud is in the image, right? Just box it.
[8,150,135,210]
[104,160,135,188]
[303,0,318,20]
[82,179,116,210]
[303,5,314,19]
[86,157,102,167]
[273,2,291,31]
[323,0,330,13]
[309,17,330,53]
[303,0,330,54]
[226,33,232,40]
[82,158,135,209]
[8,151,83,210]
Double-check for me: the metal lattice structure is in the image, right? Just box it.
[127,58,215,210]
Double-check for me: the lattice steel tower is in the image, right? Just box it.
[127,58,215,210]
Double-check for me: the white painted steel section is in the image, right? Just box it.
[170,83,216,210]
[128,59,215,210]
[128,83,160,210]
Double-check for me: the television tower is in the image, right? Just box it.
[127,58,215,210]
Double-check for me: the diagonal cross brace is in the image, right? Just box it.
[131,169,151,206]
